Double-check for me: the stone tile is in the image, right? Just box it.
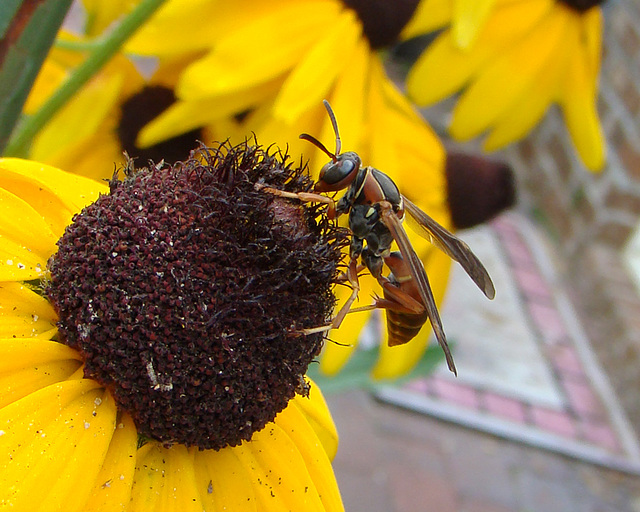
[514,468,581,512]
[458,500,517,512]
[387,462,457,512]
[333,467,394,512]
[444,432,520,509]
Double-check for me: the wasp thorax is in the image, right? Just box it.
[46,142,346,449]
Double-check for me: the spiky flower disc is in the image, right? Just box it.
[46,141,346,450]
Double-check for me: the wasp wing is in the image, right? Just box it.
[403,196,495,300]
[378,202,457,375]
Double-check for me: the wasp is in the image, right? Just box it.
[258,100,495,374]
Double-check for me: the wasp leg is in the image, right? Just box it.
[255,184,338,219]
[334,263,366,283]
[298,257,362,336]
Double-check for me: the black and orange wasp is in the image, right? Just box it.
[259,100,495,374]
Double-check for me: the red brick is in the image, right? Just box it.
[550,345,585,376]
[561,378,606,418]
[578,419,621,453]
[482,392,527,423]
[527,302,567,344]
[404,378,430,394]
[431,377,480,409]
[514,268,552,300]
[529,406,577,438]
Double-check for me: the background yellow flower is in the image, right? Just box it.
[405,0,605,171]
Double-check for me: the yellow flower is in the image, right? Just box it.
[405,0,606,171]
[0,153,344,511]
[24,28,211,181]
[125,0,452,378]
[23,32,145,181]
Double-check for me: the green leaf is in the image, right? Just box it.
[0,0,73,153]
[306,341,447,395]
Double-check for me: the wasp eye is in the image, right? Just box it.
[340,159,355,174]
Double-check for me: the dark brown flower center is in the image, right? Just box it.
[47,141,346,449]
[558,0,604,12]
[117,85,203,165]
[341,0,421,49]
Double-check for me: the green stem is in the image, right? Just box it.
[4,0,168,157]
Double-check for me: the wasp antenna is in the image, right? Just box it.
[322,100,342,157]
[299,133,337,161]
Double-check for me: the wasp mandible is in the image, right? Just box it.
[259,100,495,375]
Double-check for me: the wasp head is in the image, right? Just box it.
[315,151,362,192]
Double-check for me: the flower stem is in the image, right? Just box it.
[4,0,168,157]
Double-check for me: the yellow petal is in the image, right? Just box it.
[0,187,59,279]
[127,0,300,57]
[84,412,138,512]
[30,72,124,164]
[0,282,57,337]
[484,14,567,150]
[0,380,116,512]
[560,7,605,171]
[450,4,567,141]
[125,0,221,56]
[291,378,339,460]
[274,400,343,511]
[377,75,446,214]
[177,2,340,100]
[82,0,136,36]
[581,5,603,81]
[139,78,283,147]
[194,447,258,512]
[452,0,498,48]
[24,59,68,114]
[401,0,452,40]
[407,0,554,106]
[0,338,81,409]
[46,126,127,182]
[320,38,371,157]
[130,443,203,512]
[234,423,329,512]
[0,158,108,232]
[272,9,361,124]
[372,249,452,378]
